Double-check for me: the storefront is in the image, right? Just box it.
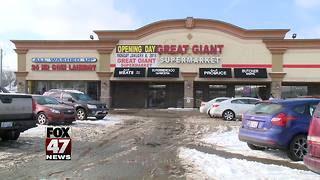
[12,17,320,108]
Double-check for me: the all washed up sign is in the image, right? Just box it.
[32,57,97,63]
[116,45,158,67]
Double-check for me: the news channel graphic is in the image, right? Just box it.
[46,126,72,160]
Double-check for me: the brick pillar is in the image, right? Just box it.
[15,72,28,93]
[265,46,287,99]
[14,49,29,93]
[97,47,116,107]
[97,72,113,107]
[269,72,286,99]
[181,72,197,108]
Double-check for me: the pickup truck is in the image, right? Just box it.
[0,92,36,141]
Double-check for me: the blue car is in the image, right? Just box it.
[239,98,320,161]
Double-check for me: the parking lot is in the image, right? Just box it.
[0,109,318,179]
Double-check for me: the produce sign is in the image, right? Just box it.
[199,68,232,78]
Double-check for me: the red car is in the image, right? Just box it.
[304,103,320,174]
[32,95,76,125]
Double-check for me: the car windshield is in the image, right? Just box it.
[71,93,92,101]
[34,96,60,105]
[248,103,283,115]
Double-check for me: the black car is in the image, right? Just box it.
[44,89,108,120]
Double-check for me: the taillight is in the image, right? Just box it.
[308,117,320,144]
[32,99,36,112]
[212,104,219,108]
[271,113,297,127]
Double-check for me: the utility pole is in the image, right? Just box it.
[0,48,2,87]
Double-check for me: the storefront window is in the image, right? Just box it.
[282,86,307,98]
[33,81,99,100]
[194,90,203,107]
[208,85,227,99]
[235,85,264,98]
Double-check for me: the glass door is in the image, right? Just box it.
[148,84,166,108]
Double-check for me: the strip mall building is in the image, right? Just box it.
[12,18,320,108]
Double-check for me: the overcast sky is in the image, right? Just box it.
[1,0,320,70]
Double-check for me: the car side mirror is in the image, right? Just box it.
[68,98,74,102]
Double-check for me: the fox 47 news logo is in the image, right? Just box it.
[46,127,72,160]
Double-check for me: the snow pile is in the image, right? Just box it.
[167,108,195,111]
[179,148,316,179]
[21,125,46,137]
[202,127,288,160]
[75,115,121,126]
[20,115,122,138]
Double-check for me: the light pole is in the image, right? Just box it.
[0,48,2,87]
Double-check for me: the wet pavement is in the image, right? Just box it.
[0,109,311,179]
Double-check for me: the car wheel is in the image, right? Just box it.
[1,131,20,141]
[37,112,48,125]
[287,135,308,161]
[222,110,235,121]
[208,110,214,118]
[247,143,266,150]
[76,108,87,120]
[96,116,105,120]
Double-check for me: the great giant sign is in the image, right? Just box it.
[116,45,158,68]
[115,44,224,67]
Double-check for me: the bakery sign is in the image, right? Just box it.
[147,68,179,78]
[115,44,224,67]
[31,57,97,71]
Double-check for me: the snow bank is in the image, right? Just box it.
[75,115,121,126]
[20,115,122,138]
[21,125,46,137]
[167,108,195,111]
[202,127,289,161]
[179,148,316,179]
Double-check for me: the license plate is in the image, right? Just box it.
[103,111,107,113]
[1,122,13,128]
[248,121,258,128]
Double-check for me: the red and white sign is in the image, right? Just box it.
[115,44,224,67]
[116,53,158,67]
[46,127,72,160]
[31,64,96,71]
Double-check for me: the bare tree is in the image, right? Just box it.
[0,70,16,88]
